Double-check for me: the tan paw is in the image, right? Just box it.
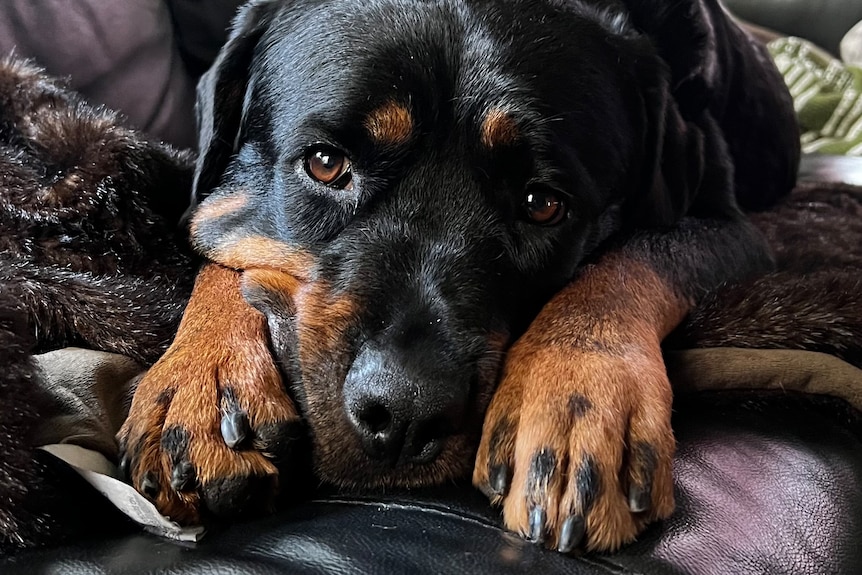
[473,326,675,553]
[117,264,302,523]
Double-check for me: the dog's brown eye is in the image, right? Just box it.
[304,148,353,190]
[524,187,566,225]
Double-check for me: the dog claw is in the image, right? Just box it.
[221,411,250,449]
[629,484,651,513]
[171,460,197,492]
[141,472,160,498]
[489,463,510,497]
[558,515,585,553]
[528,506,546,543]
[118,455,130,481]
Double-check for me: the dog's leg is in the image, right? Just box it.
[117,263,301,523]
[474,216,772,552]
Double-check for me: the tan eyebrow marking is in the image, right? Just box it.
[364,100,414,145]
[189,192,249,237]
[480,107,519,149]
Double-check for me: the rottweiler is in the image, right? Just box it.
[118,0,800,552]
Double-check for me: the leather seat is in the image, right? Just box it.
[2,393,860,574]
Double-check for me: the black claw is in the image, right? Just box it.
[629,484,651,513]
[254,419,302,462]
[489,464,510,497]
[558,516,585,553]
[141,472,160,498]
[171,460,197,492]
[628,442,657,513]
[528,506,546,543]
[118,455,130,482]
[482,420,516,501]
[221,411,250,449]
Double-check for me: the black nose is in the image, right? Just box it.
[343,344,468,465]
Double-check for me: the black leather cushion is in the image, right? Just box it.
[723,0,862,55]
[3,393,860,574]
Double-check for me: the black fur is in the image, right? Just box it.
[0,58,195,363]
[0,299,53,549]
[672,182,862,367]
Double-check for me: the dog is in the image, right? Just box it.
[116,0,800,553]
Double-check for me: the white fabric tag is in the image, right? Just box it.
[39,443,206,542]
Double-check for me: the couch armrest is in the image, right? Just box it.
[723,0,862,55]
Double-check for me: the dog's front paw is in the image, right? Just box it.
[473,325,675,553]
[117,264,301,523]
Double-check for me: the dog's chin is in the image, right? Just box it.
[310,430,479,491]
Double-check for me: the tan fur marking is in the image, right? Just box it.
[236,271,357,375]
[242,268,302,312]
[295,281,358,366]
[188,193,248,237]
[207,236,316,280]
[365,101,414,145]
[480,108,519,149]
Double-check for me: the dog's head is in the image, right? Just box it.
[187,0,708,489]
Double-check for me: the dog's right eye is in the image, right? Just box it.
[304,147,354,190]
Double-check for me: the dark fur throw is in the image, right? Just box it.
[0,57,860,550]
[675,182,862,367]
[0,58,195,550]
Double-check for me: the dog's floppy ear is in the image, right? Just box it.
[619,0,716,112]
[628,78,704,227]
[192,0,280,206]
[619,0,725,226]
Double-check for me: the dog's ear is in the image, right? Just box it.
[192,0,281,206]
[619,0,717,113]
[618,0,723,226]
[628,78,704,227]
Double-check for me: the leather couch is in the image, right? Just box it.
[2,387,861,575]
[2,4,862,575]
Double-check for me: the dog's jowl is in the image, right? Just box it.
[119,0,799,552]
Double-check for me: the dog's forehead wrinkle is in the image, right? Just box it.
[260,3,503,114]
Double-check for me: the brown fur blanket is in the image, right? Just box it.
[0,58,196,550]
[1,58,860,551]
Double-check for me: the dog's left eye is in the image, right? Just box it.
[304,147,354,190]
[523,186,566,225]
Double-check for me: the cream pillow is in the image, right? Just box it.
[841,20,862,67]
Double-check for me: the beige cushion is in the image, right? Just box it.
[842,20,862,66]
